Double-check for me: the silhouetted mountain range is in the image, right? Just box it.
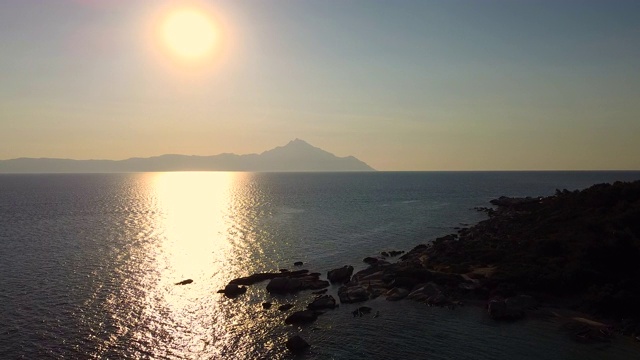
[0,139,375,173]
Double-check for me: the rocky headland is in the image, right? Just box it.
[217,180,640,353]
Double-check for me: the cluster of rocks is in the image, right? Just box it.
[211,180,640,354]
[217,269,330,297]
[336,257,469,308]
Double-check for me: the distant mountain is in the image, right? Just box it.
[0,139,375,173]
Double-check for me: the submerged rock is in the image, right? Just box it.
[262,302,272,309]
[286,335,310,354]
[389,250,405,257]
[294,261,304,266]
[352,306,373,317]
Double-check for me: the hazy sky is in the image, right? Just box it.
[1,0,639,170]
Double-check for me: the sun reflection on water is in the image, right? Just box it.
[90,172,302,359]
[147,172,239,358]
[152,171,234,281]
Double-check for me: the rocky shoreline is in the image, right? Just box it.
[211,180,640,354]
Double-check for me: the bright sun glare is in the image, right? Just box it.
[161,8,217,61]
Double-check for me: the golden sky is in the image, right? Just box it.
[1,0,639,170]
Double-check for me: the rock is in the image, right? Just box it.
[386,287,409,301]
[389,250,405,257]
[265,273,328,294]
[305,279,331,290]
[229,270,309,286]
[217,284,247,298]
[327,265,354,283]
[279,269,289,273]
[408,282,445,304]
[266,277,302,294]
[312,289,328,295]
[363,257,379,265]
[294,261,304,266]
[307,295,337,310]
[381,251,390,257]
[262,302,272,309]
[391,276,421,289]
[338,285,369,303]
[175,279,193,285]
[286,335,310,354]
[285,310,319,325]
[278,304,294,311]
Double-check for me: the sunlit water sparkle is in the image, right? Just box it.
[2,172,640,359]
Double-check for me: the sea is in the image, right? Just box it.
[2,171,640,360]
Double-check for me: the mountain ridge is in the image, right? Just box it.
[0,139,375,173]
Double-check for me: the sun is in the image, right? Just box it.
[160,8,218,61]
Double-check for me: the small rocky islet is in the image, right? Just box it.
[215,180,640,353]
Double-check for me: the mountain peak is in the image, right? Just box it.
[0,139,375,172]
[286,138,313,147]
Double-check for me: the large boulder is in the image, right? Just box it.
[265,274,329,294]
[391,276,421,289]
[307,295,337,310]
[328,265,354,283]
[266,277,302,294]
[407,282,446,304]
[229,270,309,285]
[302,277,330,290]
[338,285,369,303]
[217,284,247,298]
[363,257,389,267]
[286,335,310,354]
[285,310,319,325]
[385,287,409,301]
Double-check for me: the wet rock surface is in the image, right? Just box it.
[327,265,354,283]
[285,310,320,325]
[307,295,337,310]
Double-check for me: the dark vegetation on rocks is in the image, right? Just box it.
[422,180,640,320]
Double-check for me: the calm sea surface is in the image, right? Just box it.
[2,171,640,359]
